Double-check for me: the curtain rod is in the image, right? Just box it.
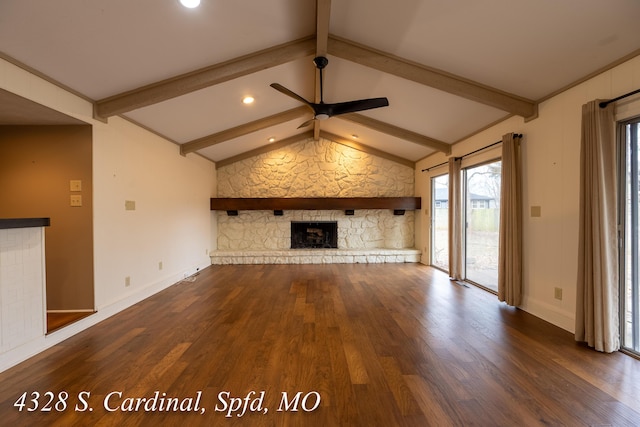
[420,133,522,172]
[599,88,640,108]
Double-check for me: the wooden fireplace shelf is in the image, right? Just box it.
[210,197,421,211]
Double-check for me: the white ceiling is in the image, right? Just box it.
[1,0,639,165]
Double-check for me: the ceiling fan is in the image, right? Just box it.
[270,56,389,128]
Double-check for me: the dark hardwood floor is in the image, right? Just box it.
[47,311,94,333]
[1,264,639,426]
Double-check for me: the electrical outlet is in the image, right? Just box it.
[125,276,131,287]
[158,261,163,270]
[554,287,562,300]
[70,195,83,207]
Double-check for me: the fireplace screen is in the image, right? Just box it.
[291,221,338,249]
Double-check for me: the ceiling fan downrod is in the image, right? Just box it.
[314,56,329,106]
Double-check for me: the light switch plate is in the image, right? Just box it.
[530,206,542,217]
[125,200,136,211]
[70,180,82,191]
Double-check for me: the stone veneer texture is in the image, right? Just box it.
[216,137,416,251]
[217,209,414,250]
[217,138,414,198]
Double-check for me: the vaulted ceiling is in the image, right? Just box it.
[1,0,640,167]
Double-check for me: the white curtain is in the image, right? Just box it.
[575,100,619,353]
[498,133,523,306]
[448,157,463,280]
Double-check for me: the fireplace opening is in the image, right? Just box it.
[291,221,338,249]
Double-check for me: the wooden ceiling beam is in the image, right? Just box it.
[340,113,451,154]
[315,0,331,57]
[328,35,537,120]
[197,127,416,169]
[94,36,316,119]
[314,0,331,141]
[180,106,310,155]
[320,131,415,168]
[216,131,314,168]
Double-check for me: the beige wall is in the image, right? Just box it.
[0,125,94,310]
[1,57,216,371]
[416,54,640,333]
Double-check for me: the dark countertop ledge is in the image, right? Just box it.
[0,218,51,230]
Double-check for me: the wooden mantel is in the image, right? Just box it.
[210,197,421,211]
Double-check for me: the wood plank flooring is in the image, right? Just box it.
[1,263,639,426]
[47,311,94,333]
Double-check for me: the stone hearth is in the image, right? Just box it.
[209,248,421,265]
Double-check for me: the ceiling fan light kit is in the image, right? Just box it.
[271,56,389,128]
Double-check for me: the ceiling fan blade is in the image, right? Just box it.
[272,57,390,130]
[297,118,316,129]
[270,83,314,110]
[328,97,389,117]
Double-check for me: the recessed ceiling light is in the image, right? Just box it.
[242,96,255,105]
[268,137,276,143]
[351,134,359,139]
[179,0,201,8]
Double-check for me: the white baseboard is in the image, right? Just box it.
[417,263,576,333]
[519,297,575,333]
[0,260,209,373]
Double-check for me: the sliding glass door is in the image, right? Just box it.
[464,160,501,291]
[431,174,449,271]
[430,161,501,291]
[621,118,640,355]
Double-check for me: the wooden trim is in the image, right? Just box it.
[320,131,415,168]
[215,131,416,169]
[536,47,640,105]
[215,131,314,168]
[328,35,538,120]
[340,113,451,154]
[0,52,94,105]
[95,36,316,118]
[210,197,421,211]
[180,107,310,155]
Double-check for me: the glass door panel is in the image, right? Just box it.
[431,174,449,271]
[464,161,501,291]
[621,119,640,354]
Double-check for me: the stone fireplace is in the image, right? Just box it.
[211,137,421,264]
[291,221,338,249]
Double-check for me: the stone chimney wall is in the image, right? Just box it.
[215,137,416,250]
